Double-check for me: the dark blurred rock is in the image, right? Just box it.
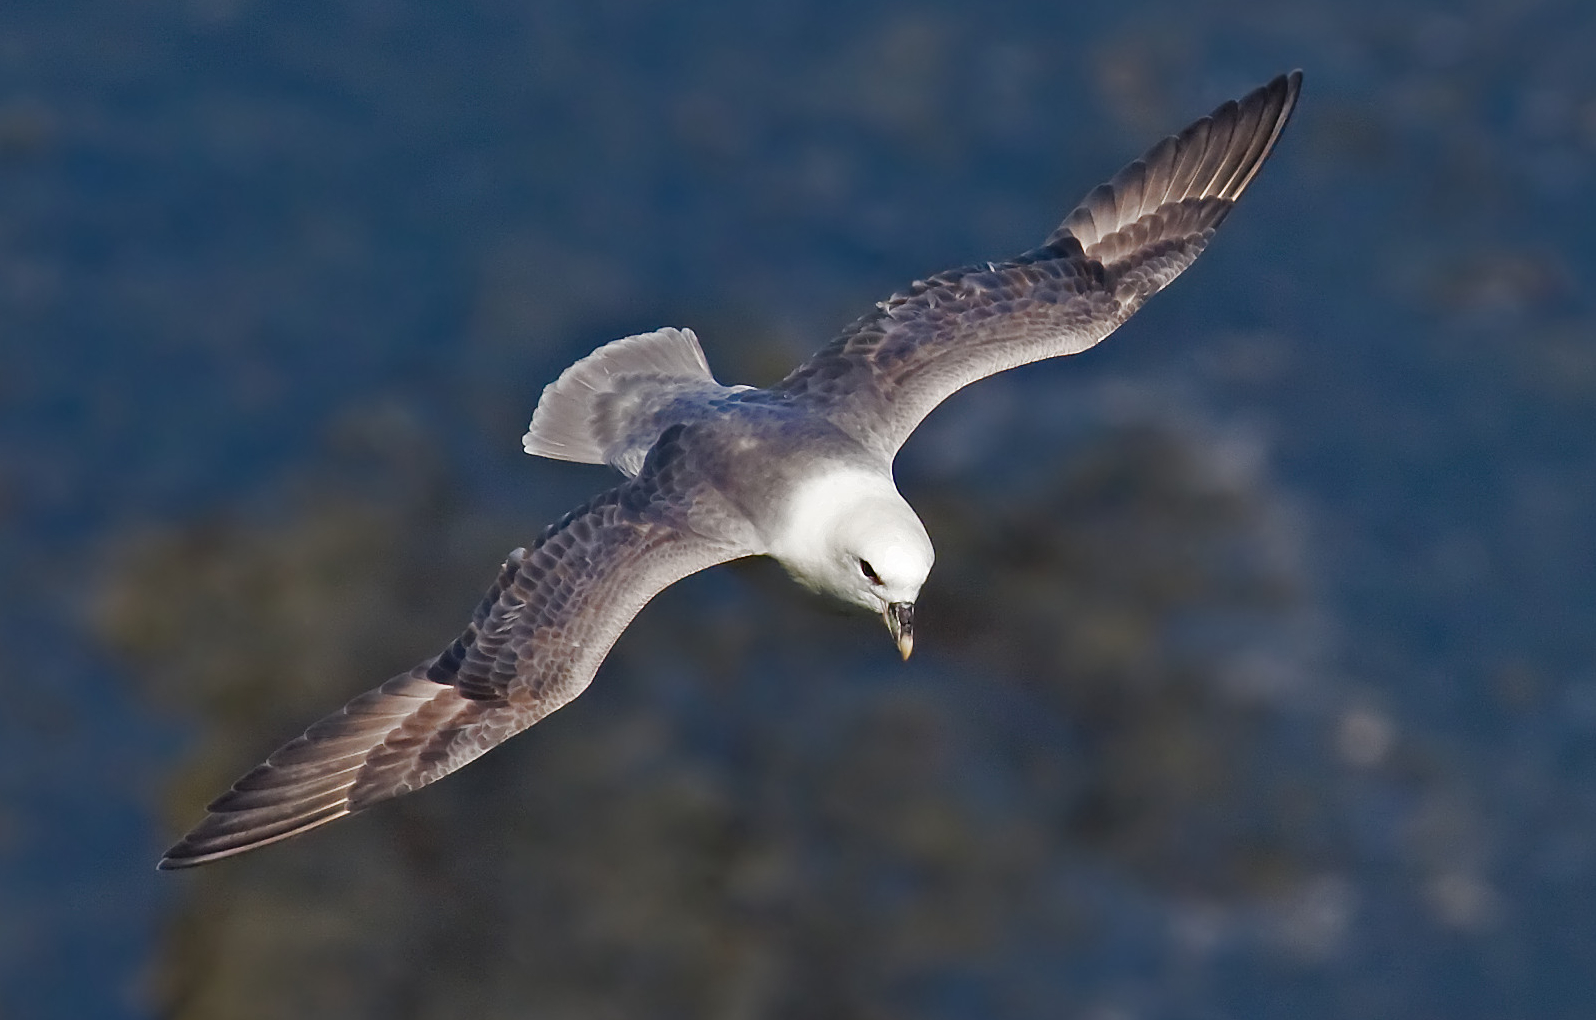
[100,395,1332,1017]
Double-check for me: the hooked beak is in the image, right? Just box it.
[884,602,915,660]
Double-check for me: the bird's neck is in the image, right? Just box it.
[764,467,901,586]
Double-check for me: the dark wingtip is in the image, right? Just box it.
[1216,68,1303,200]
[158,840,217,870]
[156,802,354,870]
[1274,69,1305,126]
[1267,69,1305,131]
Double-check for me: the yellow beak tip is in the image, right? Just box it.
[884,602,915,662]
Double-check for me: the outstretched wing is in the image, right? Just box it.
[776,71,1301,458]
[160,436,749,868]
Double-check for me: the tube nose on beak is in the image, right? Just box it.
[884,602,915,660]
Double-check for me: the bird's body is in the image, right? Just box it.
[161,71,1302,869]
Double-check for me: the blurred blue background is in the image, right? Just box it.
[4,0,1595,1017]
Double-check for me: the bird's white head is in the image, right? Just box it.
[769,470,934,659]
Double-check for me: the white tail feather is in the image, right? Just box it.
[523,327,718,469]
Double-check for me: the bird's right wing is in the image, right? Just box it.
[160,428,751,868]
[776,71,1301,459]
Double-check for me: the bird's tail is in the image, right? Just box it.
[523,326,737,476]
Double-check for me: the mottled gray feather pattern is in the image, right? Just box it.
[159,439,748,868]
[777,71,1300,459]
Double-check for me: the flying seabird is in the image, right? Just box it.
[160,71,1302,869]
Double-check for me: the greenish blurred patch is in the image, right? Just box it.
[98,394,1333,1018]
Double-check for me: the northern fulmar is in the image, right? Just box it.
[161,71,1302,868]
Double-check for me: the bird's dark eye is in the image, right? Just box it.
[858,559,882,584]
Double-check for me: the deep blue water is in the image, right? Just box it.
[4,0,1595,1016]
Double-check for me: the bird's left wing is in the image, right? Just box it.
[160,433,750,868]
[776,71,1301,459]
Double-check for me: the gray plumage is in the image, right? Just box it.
[776,72,1301,457]
[161,71,1301,869]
